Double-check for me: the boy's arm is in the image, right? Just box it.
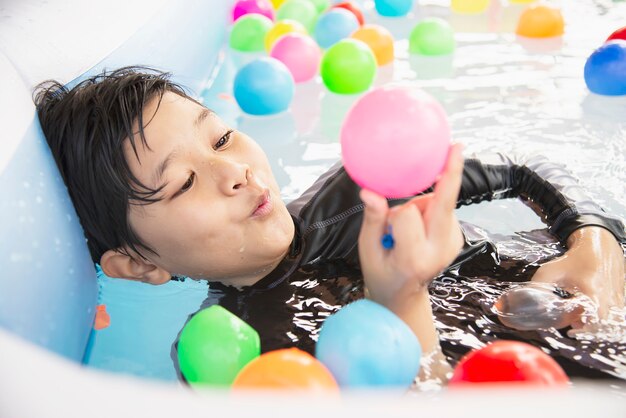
[457,153,625,321]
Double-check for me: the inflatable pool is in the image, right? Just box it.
[1,0,625,415]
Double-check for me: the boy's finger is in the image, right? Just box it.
[428,143,464,234]
[406,193,434,214]
[389,202,426,257]
[358,189,389,262]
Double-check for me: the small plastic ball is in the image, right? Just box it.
[409,18,456,56]
[320,39,377,94]
[230,14,274,52]
[340,86,450,198]
[234,57,295,115]
[374,0,414,17]
[450,0,489,14]
[177,306,260,386]
[308,0,331,14]
[270,33,322,82]
[232,0,275,22]
[276,0,318,32]
[232,348,339,391]
[270,0,286,9]
[584,40,626,96]
[351,24,394,66]
[316,299,422,388]
[332,2,365,26]
[515,4,564,38]
[265,19,308,51]
[314,8,360,49]
[607,26,626,43]
[449,341,569,385]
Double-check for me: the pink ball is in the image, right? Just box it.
[270,34,322,83]
[232,0,275,22]
[340,86,451,198]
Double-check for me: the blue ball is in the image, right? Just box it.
[314,9,360,49]
[233,57,295,115]
[315,299,422,388]
[584,40,626,96]
[374,0,414,17]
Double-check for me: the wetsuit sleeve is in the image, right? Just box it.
[457,153,626,245]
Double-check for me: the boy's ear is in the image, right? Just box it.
[100,249,171,285]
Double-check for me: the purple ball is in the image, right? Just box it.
[232,0,275,22]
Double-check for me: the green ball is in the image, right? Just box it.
[321,39,377,95]
[307,0,330,14]
[177,305,260,386]
[409,18,456,56]
[229,14,274,52]
[277,0,318,32]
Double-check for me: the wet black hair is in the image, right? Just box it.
[34,66,195,263]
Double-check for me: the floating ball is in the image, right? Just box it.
[230,14,274,52]
[270,33,322,82]
[234,57,295,115]
[374,0,414,17]
[232,348,339,391]
[270,0,286,9]
[314,8,360,49]
[409,18,455,56]
[332,2,365,26]
[584,40,626,96]
[341,86,450,197]
[276,0,318,32]
[320,39,377,94]
[316,299,421,388]
[265,19,308,51]
[607,26,626,43]
[232,0,275,22]
[351,24,394,66]
[177,306,260,386]
[449,341,569,385]
[451,0,489,14]
[515,4,564,38]
[308,0,330,14]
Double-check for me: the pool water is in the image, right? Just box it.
[85,0,626,384]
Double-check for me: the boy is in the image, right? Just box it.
[35,67,625,381]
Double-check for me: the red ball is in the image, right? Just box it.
[607,26,626,42]
[332,2,365,26]
[449,341,569,386]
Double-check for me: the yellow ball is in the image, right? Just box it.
[271,0,287,8]
[451,0,490,14]
[265,19,308,51]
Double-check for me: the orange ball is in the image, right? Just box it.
[231,348,339,392]
[351,24,394,66]
[515,4,564,38]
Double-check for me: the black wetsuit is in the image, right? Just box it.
[173,154,626,381]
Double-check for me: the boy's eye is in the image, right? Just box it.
[180,172,195,193]
[214,130,233,150]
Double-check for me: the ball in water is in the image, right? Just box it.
[270,33,322,83]
[265,19,308,51]
[320,39,376,94]
[409,18,455,56]
[351,24,395,66]
[584,41,626,96]
[177,305,260,386]
[341,85,450,198]
[232,0,275,22]
[449,341,569,385]
[515,4,564,38]
[230,14,274,52]
[316,299,421,388]
[374,0,414,17]
[232,348,339,392]
[276,0,318,32]
[314,8,360,49]
[607,26,626,43]
[450,0,489,14]
[234,57,295,115]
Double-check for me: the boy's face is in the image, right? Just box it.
[123,92,295,285]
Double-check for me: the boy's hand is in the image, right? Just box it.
[531,226,625,328]
[357,143,465,352]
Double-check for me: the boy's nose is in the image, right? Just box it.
[213,157,251,195]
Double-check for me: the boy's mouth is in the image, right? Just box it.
[251,189,272,218]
